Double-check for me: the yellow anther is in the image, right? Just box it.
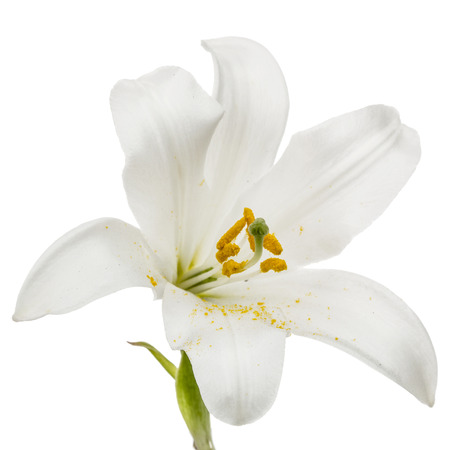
[222,259,247,277]
[244,208,256,251]
[216,217,246,250]
[216,243,240,263]
[260,258,287,273]
[244,207,255,226]
[263,234,283,255]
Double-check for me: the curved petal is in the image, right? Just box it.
[209,269,437,406]
[234,105,421,266]
[203,37,289,193]
[14,218,165,321]
[162,283,286,425]
[110,67,224,278]
[196,38,289,262]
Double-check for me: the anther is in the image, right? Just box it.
[216,217,246,250]
[216,243,240,263]
[263,234,283,255]
[260,258,287,273]
[222,260,247,277]
[244,207,255,226]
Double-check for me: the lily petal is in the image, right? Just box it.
[203,37,289,192]
[162,283,286,425]
[110,67,224,278]
[14,218,163,321]
[209,269,437,406]
[235,105,420,266]
[199,38,289,259]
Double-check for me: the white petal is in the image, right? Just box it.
[110,67,223,278]
[162,283,286,425]
[14,218,164,321]
[236,105,420,266]
[196,38,289,262]
[210,269,437,406]
[203,37,289,193]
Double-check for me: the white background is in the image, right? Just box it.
[1,1,449,449]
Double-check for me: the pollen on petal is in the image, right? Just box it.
[263,233,283,255]
[260,258,287,273]
[216,217,246,250]
[222,259,247,277]
[146,275,158,286]
[216,243,240,263]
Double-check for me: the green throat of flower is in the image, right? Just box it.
[176,207,287,295]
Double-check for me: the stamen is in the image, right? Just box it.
[216,217,246,250]
[216,243,240,263]
[244,207,256,251]
[222,259,247,277]
[260,258,287,273]
[244,207,255,226]
[263,234,283,255]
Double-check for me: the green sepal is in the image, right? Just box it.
[176,351,215,450]
[128,341,177,379]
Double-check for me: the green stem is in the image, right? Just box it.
[176,351,215,450]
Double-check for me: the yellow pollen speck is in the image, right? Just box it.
[222,259,247,277]
[105,226,109,229]
[260,258,287,273]
[216,243,240,263]
[216,217,246,250]
[295,299,300,303]
[299,226,303,235]
[146,275,157,287]
[257,302,264,306]
[199,179,205,186]
[335,337,339,341]
[263,234,283,255]
[271,319,276,325]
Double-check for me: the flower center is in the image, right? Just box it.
[177,207,287,295]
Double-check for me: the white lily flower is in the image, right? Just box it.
[14,37,436,427]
